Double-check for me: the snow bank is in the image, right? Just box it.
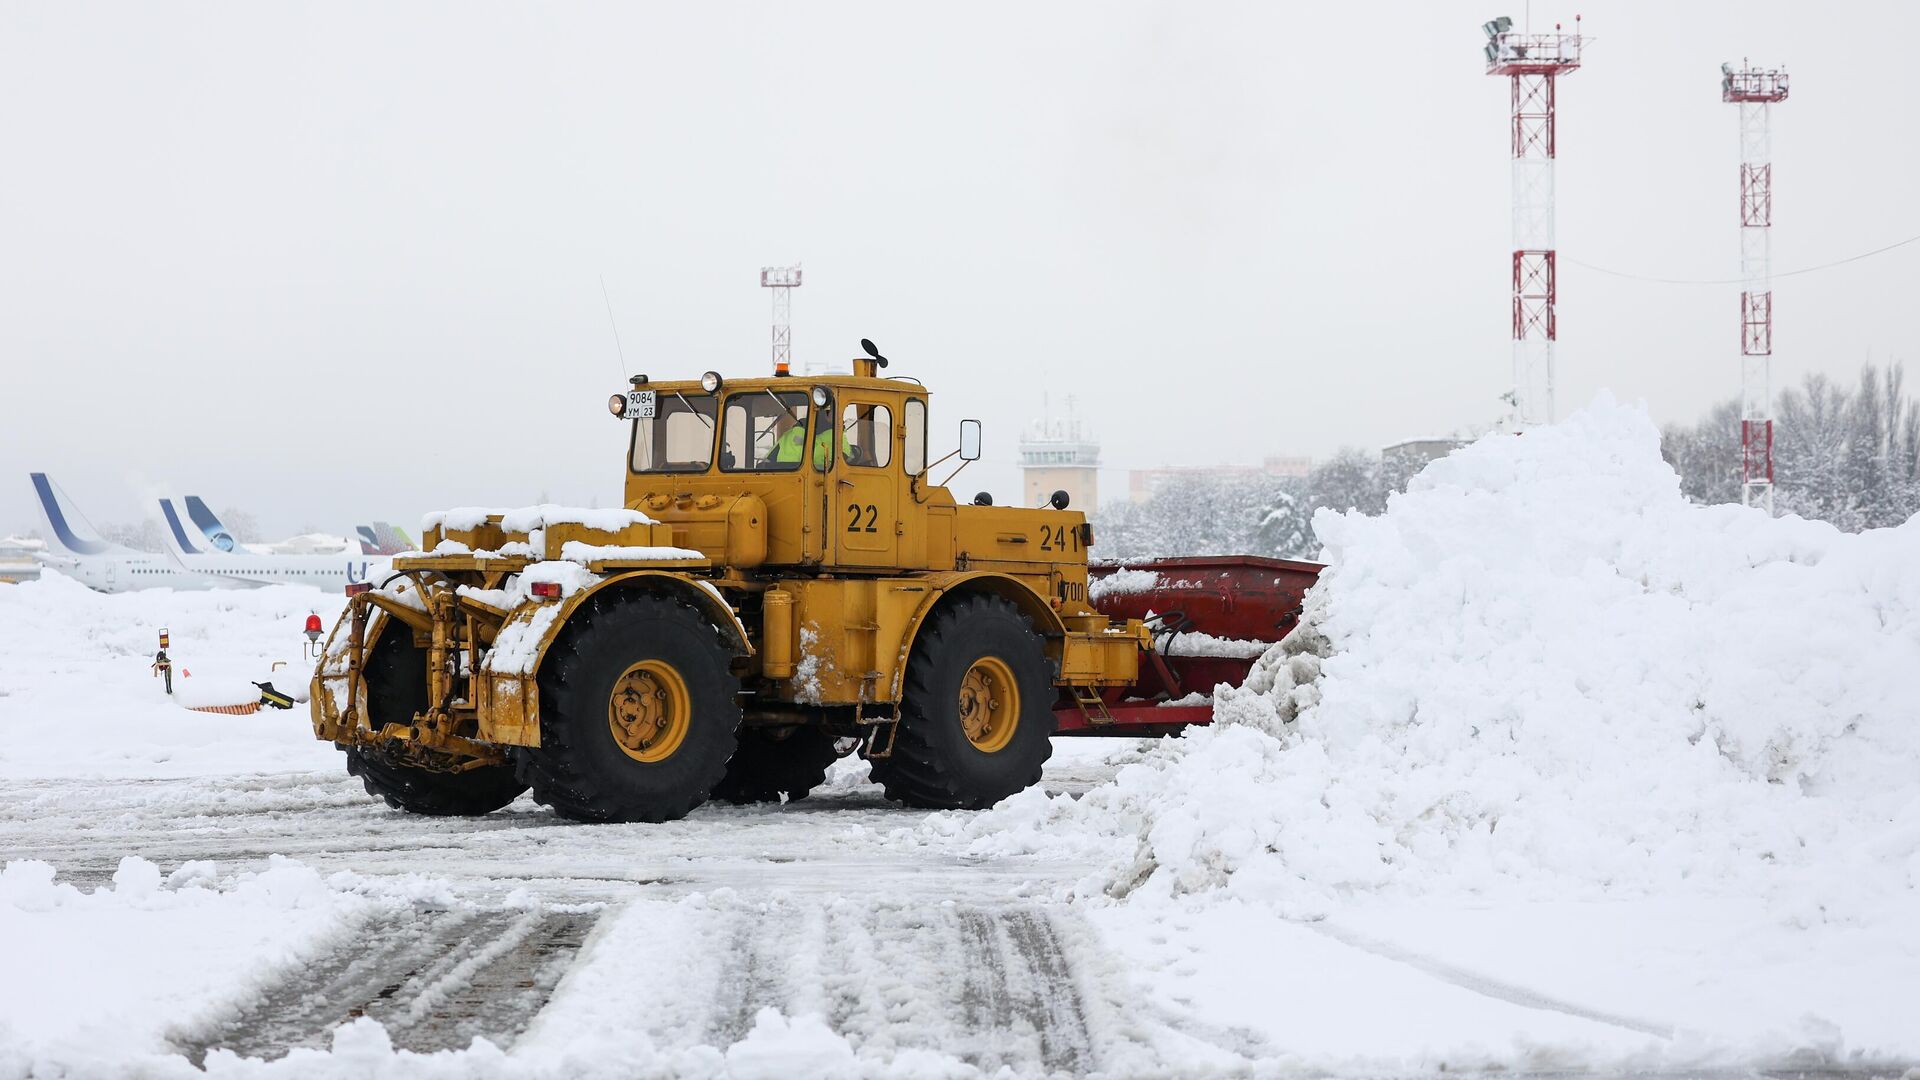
[965,397,1920,915]
[0,856,370,1070]
[0,574,346,779]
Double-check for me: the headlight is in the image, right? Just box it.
[607,393,627,417]
[700,371,723,393]
[810,386,830,408]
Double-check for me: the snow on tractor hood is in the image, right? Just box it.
[955,394,1920,916]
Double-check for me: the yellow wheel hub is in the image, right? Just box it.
[958,656,1019,753]
[608,660,691,763]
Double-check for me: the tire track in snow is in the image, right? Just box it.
[955,907,1094,1074]
[652,896,1134,1075]
[180,906,596,1063]
[705,919,789,1048]
[1310,921,1676,1040]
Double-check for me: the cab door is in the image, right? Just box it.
[832,398,900,568]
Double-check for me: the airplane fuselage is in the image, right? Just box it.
[33,552,220,592]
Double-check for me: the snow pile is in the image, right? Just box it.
[966,397,1920,914]
[0,856,370,1070]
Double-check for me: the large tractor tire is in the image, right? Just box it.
[344,630,527,816]
[518,593,741,823]
[869,594,1056,810]
[709,726,842,805]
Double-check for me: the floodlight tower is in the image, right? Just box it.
[760,264,802,375]
[1722,62,1789,515]
[1482,14,1585,427]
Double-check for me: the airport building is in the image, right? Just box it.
[1018,407,1100,511]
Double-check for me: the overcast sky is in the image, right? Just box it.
[3,1,1914,537]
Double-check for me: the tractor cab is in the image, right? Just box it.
[614,341,982,574]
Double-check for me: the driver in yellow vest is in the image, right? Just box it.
[773,415,849,469]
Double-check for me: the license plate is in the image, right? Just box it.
[627,390,657,419]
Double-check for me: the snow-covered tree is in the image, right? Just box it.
[1661,362,1920,530]
[1093,445,1441,562]
[1306,449,1386,517]
[1095,472,1312,560]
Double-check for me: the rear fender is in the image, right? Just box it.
[889,573,1066,701]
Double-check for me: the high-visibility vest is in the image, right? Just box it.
[775,425,806,463]
[774,424,846,468]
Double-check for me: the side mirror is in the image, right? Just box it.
[1049,489,1070,510]
[959,419,982,461]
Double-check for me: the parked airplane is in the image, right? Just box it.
[158,497,388,590]
[27,473,218,592]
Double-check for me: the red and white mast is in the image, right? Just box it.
[1723,63,1789,514]
[1484,14,1585,427]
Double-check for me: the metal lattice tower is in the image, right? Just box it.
[1723,63,1789,515]
[760,264,802,375]
[1483,15,1584,427]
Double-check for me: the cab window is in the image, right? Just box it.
[629,393,717,473]
[722,391,812,472]
[840,403,892,468]
[904,399,926,475]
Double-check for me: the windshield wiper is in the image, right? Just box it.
[673,391,714,429]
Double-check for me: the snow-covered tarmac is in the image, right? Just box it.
[6,748,1915,1077]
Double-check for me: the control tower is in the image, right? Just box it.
[1018,399,1101,510]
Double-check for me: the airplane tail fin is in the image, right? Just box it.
[157,498,209,558]
[356,521,413,556]
[28,473,117,557]
[181,496,240,553]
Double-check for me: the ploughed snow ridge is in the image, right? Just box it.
[966,395,1920,913]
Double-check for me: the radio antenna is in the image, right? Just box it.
[598,275,628,378]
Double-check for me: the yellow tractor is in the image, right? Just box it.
[310,341,1318,822]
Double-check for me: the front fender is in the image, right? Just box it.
[475,571,751,747]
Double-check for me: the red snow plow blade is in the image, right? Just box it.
[1056,556,1323,735]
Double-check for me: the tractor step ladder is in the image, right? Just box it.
[1071,688,1116,727]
